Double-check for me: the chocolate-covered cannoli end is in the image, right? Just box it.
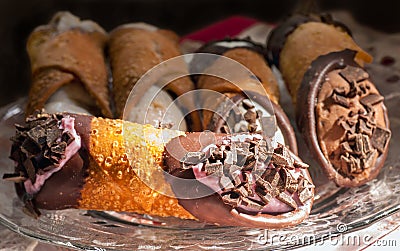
[266,13,355,68]
[266,14,317,68]
[202,91,297,155]
[193,38,280,105]
[297,50,391,187]
[4,111,92,216]
[164,132,314,228]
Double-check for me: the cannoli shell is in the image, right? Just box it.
[279,21,372,103]
[26,12,112,117]
[109,26,201,130]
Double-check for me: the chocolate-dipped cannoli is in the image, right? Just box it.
[3,111,314,228]
[267,14,391,186]
[26,12,112,118]
[193,39,298,154]
[109,23,201,131]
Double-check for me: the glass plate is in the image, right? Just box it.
[0,83,399,250]
[1,12,400,250]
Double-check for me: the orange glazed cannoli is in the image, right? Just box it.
[4,111,314,228]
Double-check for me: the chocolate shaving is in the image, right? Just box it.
[2,173,27,182]
[204,162,224,176]
[244,109,257,124]
[255,186,273,204]
[358,119,373,136]
[332,93,350,108]
[360,94,384,107]
[299,188,313,204]
[24,158,37,183]
[362,149,378,169]
[273,144,293,167]
[277,192,297,209]
[340,141,353,155]
[240,197,265,210]
[339,65,369,84]
[221,192,241,207]
[61,131,75,146]
[233,173,242,187]
[235,185,249,197]
[353,134,364,155]
[220,175,235,190]
[46,127,61,147]
[338,116,356,134]
[242,99,254,109]
[181,152,206,166]
[371,126,391,153]
[293,160,309,169]
[27,126,47,147]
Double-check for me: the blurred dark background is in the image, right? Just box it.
[0,0,399,107]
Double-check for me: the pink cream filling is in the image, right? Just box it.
[24,117,81,194]
[193,134,302,214]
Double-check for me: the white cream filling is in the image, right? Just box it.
[45,82,97,115]
[125,85,188,131]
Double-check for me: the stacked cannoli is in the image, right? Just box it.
[109,23,201,131]
[26,12,112,117]
[2,12,316,228]
[267,13,391,187]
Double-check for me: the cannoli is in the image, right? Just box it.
[267,14,391,186]
[109,23,201,131]
[3,111,314,228]
[26,12,112,118]
[193,39,298,154]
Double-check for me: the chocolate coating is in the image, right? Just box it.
[164,133,314,228]
[297,49,390,187]
[266,13,352,68]
[190,38,266,82]
[14,113,93,211]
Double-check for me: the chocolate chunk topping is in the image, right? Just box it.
[277,192,297,209]
[204,162,224,175]
[244,109,257,124]
[360,94,384,107]
[220,175,235,190]
[242,99,255,109]
[371,126,391,153]
[332,93,350,108]
[2,172,27,182]
[24,158,37,183]
[221,192,241,207]
[240,197,265,210]
[339,65,369,84]
[4,112,76,198]
[182,135,313,213]
[181,152,206,166]
[299,187,313,204]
